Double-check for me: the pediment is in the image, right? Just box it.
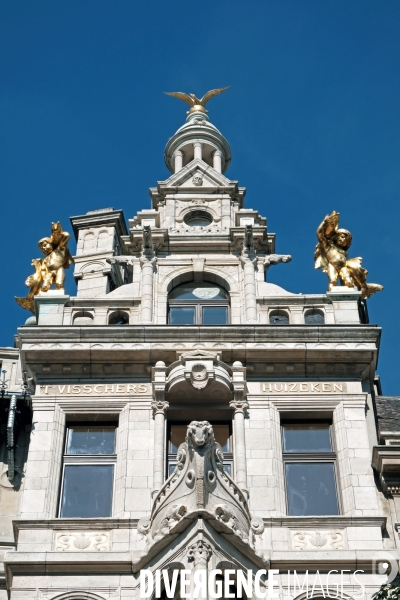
[159,159,235,190]
[179,350,219,361]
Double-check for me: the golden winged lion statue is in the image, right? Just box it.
[164,87,230,114]
[15,222,74,313]
[315,211,383,300]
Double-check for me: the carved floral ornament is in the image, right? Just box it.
[135,421,267,572]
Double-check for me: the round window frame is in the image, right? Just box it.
[184,210,213,228]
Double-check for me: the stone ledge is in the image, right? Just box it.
[269,549,398,570]
[264,516,386,529]
[12,518,139,544]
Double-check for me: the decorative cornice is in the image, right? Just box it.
[372,445,400,494]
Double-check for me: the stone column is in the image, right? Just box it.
[140,255,156,323]
[212,150,222,172]
[230,361,249,498]
[174,150,183,173]
[241,257,258,323]
[193,141,203,160]
[151,361,168,499]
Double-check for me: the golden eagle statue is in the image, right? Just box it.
[164,87,230,114]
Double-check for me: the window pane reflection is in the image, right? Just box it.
[60,464,114,517]
[170,282,228,300]
[202,306,228,325]
[67,427,115,455]
[169,425,187,453]
[283,425,332,453]
[213,424,230,451]
[285,462,338,516]
[169,307,195,325]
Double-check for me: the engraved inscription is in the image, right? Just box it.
[37,383,149,396]
[261,382,345,393]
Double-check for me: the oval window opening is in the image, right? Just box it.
[184,211,212,227]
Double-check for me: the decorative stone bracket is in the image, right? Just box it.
[372,445,400,494]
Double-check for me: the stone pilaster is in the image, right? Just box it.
[230,361,249,498]
[140,254,156,323]
[240,256,258,323]
[151,361,168,498]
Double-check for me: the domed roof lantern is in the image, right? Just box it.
[164,88,232,175]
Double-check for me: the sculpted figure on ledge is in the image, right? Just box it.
[315,211,383,300]
[15,222,74,313]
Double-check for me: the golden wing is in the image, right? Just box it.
[199,87,230,106]
[164,91,195,107]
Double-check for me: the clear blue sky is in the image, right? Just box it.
[1,1,399,393]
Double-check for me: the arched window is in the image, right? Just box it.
[304,309,325,325]
[73,311,94,325]
[108,311,129,325]
[269,310,289,325]
[168,282,229,325]
[83,232,95,251]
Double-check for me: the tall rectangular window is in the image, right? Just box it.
[282,423,339,516]
[59,425,116,518]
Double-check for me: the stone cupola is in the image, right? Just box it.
[164,111,232,175]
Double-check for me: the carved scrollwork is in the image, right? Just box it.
[137,517,152,538]
[54,531,110,552]
[291,530,345,551]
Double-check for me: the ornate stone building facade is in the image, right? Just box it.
[0,100,399,599]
